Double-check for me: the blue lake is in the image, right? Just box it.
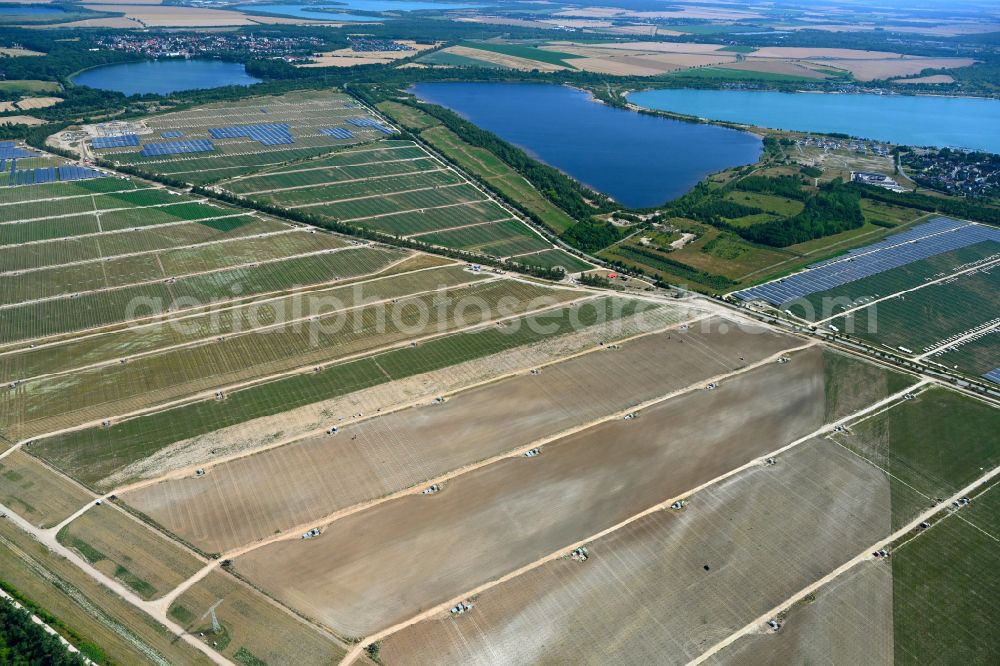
[0,5,68,15]
[628,89,1000,154]
[410,82,763,208]
[72,60,261,96]
[244,1,475,19]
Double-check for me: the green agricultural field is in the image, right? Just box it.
[0,263,472,382]
[417,218,551,257]
[892,487,1000,664]
[511,248,592,272]
[935,329,1000,380]
[3,279,575,438]
[419,49,505,69]
[725,191,805,217]
[0,177,135,205]
[835,386,1000,528]
[361,200,512,237]
[459,42,583,67]
[256,169,463,208]
[0,246,405,344]
[30,296,653,487]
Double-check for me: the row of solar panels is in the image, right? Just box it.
[320,127,354,139]
[1,164,103,187]
[0,142,35,160]
[141,140,215,157]
[735,218,1000,306]
[209,123,294,146]
[161,130,185,138]
[983,368,1000,385]
[92,134,141,150]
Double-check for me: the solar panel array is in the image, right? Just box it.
[92,134,140,150]
[161,130,185,138]
[59,165,103,181]
[983,368,1000,385]
[2,163,104,187]
[735,217,1000,306]
[0,141,35,159]
[209,123,294,146]
[346,117,381,128]
[320,127,354,139]
[140,139,215,157]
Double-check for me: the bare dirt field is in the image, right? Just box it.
[14,96,62,109]
[446,45,567,72]
[0,450,92,528]
[105,304,694,487]
[0,47,44,56]
[896,74,956,84]
[549,43,735,76]
[704,560,893,666]
[750,47,913,60]
[57,503,203,600]
[805,57,976,81]
[0,115,45,126]
[724,59,832,79]
[78,4,315,27]
[299,40,437,68]
[167,570,347,664]
[124,317,798,554]
[378,438,892,665]
[232,347,827,638]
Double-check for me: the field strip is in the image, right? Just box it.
[687,461,1000,666]
[0,249,422,352]
[404,217,521,239]
[0,226,298,277]
[0,197,211,227]
[0,501,234,666]
[8,277,502,386]
[0,217,234,248]
[813,255,1000,325]
[239,165,448,196]
[336,375,930,665]
[206,340,817,559]
[0,185,149,207]
[915,318,1000,360]
[243,155,435,180]
[0,244,358,310]
[0,531,176,666]
[286,181,469,210]
[103,311,715,504]
[340,199,488,224]
[218,144,421,181]
[838,383,932,429]
[10,292,600,448]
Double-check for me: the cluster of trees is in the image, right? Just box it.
[689,198,763,222]
[0,599,87,665]
[726,180,864,247]
[608,246,736,291]
[851,182,1000,226]
[735,174,808,200]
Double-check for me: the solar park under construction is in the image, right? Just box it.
[0,88,997,666]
